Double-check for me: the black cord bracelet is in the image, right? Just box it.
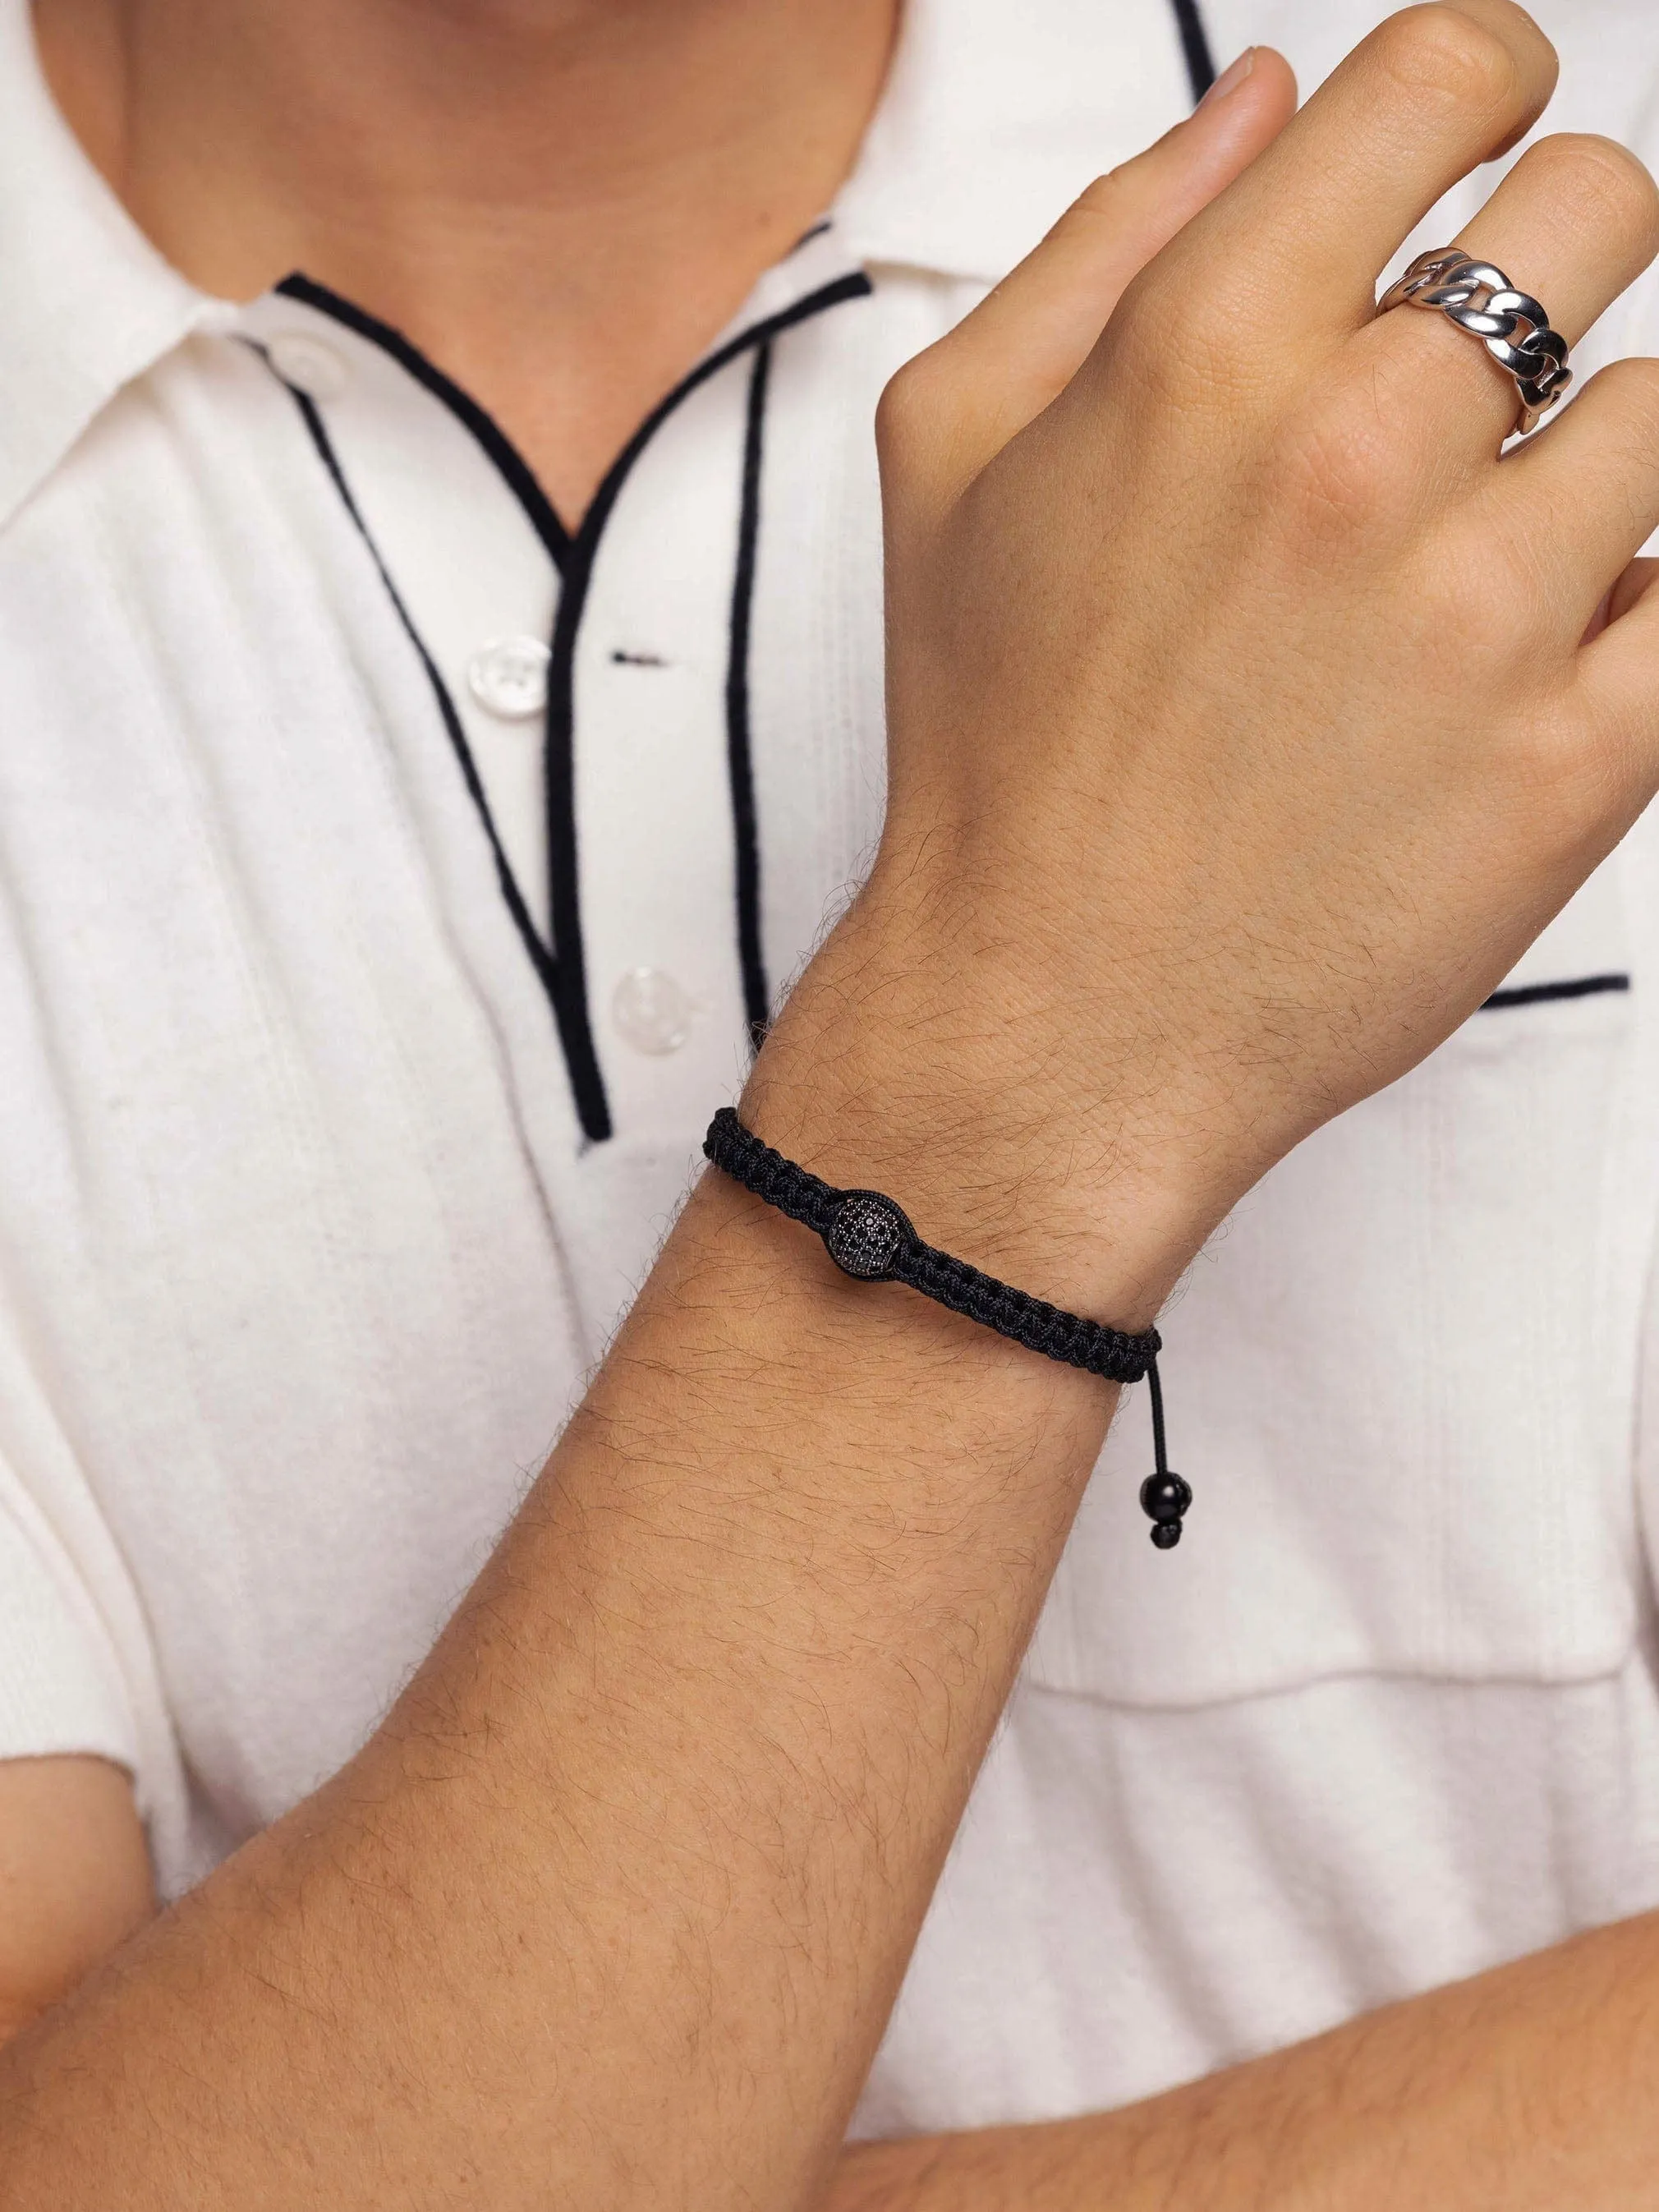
[703,1108,1193,1548]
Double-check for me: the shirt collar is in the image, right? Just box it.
[0,0,1191,530]
[0,0,231,530]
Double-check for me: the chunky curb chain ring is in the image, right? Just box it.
[1378,248,1574,435]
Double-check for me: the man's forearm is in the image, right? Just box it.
[0,903,1190,2210]
[0,74,1293,2207]
[8,9,1659,2202]
[828,1908,1659,2211]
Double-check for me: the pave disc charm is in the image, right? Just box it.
[825,1192,912,1281]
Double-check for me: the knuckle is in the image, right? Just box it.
[1372,5,1520,114]
[1275,425,1391,540]
[1114,264,1274,417]
[1509,706,1606,817]
[1072,170,1128,223]
[1130,325,1253,420]
[1045,169,1151,265]
[1593,352,1659,421]
[1267,387,1416,545]
[1575,358,1659,503]
[875,348,954,465]
[1420,526,1541,663]
[1514,132,1659,241]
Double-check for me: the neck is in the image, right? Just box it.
[34,0,899,518]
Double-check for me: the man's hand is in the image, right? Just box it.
[759,0,1659,1318]
[9,9,1659,2211]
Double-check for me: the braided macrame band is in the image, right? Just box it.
[703,1108,1193,1547]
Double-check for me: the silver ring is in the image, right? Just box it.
[1378,248,1573,436]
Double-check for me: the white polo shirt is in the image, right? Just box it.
[7,0,1659,2141]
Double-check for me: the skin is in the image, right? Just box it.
[829,1913,1659,2210]
[34,0,902,520]
[8,1,1659,2205]
[0,1760,150,2045]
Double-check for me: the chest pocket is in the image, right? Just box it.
[1024,852,1653,1708]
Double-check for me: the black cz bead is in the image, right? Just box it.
[825,1193,910,1281]
[1140,1469,1193,1549]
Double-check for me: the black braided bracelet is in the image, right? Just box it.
[703,1107,1193,1548]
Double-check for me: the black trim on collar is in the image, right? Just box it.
[1169,0,1216,103]
[1481,973,1630,1010]
[727,343,774,1051]
[278,380,577,1098]
[265,269,873,1145]
[541,269,874,1140]
[274,274,574,574]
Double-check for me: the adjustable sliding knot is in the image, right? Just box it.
[1138,1356,1189,1549]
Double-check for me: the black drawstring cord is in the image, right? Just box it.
[1139,1356,1193,1549]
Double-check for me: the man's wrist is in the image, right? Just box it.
[742,871,1218,1329]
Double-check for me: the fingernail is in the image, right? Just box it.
[1201,48,1257,104]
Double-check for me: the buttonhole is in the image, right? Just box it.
[611,649,669,668]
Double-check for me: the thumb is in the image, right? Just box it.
[879,48,1297,521]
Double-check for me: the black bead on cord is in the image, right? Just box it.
[703,1108,1192,1550]
[1139,1356,1193,1550]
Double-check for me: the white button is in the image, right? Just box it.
[612,969,694,1055]
[267,332,350,400]
[466,637,550,721]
